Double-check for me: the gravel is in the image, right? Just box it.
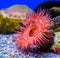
[0,34,60,58]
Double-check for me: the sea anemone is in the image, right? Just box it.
[15,10,54,52]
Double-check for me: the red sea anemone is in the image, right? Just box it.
[15,10,54,52]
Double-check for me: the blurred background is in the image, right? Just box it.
[0,0,60,10]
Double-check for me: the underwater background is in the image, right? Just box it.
[0,0,60,58]
[0,0,60,10]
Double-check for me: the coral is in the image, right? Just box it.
[0,14,24,34]
[15,10,54,52]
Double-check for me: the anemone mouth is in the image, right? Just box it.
[29,26,37,37]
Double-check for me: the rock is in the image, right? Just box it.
[50,7,60,17]
[7,5,33,13]
[50,7,60,13]
[0,5,34,34]
[52,16,60,32]
[1,5,34,19]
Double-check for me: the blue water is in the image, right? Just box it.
[0,0,60,10]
